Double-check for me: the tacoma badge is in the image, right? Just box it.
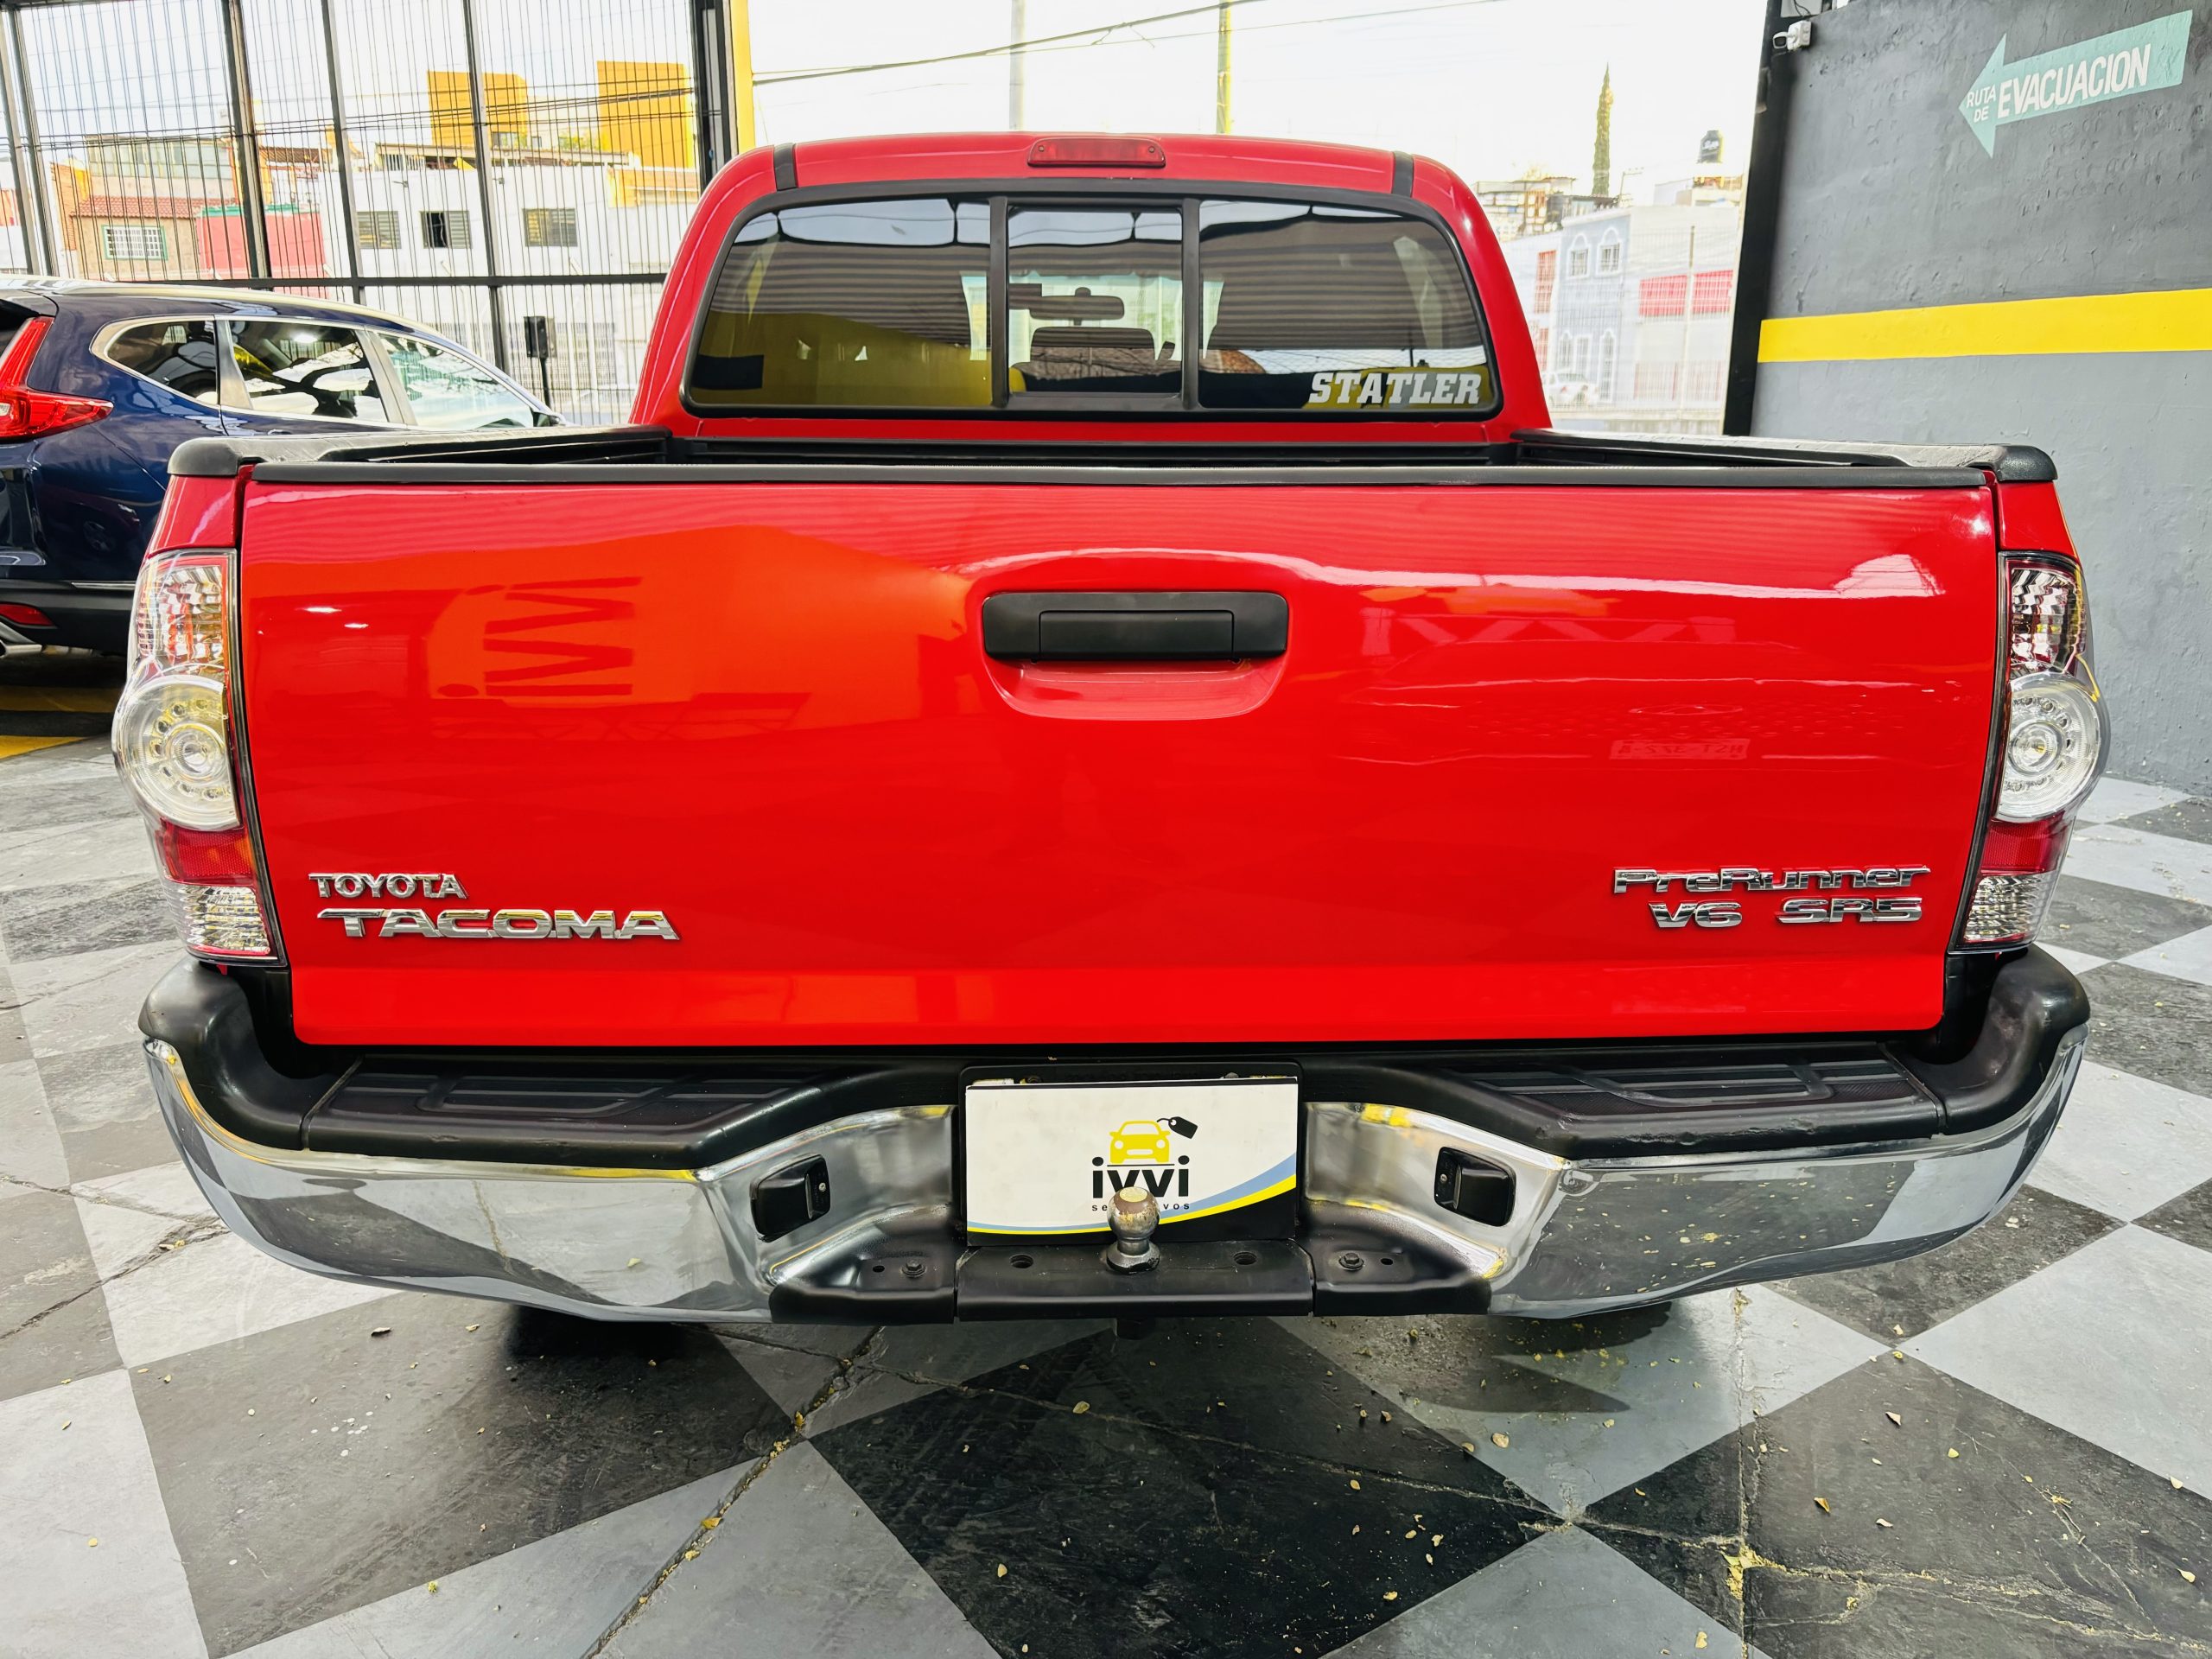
[310,872,678,941]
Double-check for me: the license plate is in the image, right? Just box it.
[962,1071,1299,1243]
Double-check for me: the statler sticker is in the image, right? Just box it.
[1306,364,1492,409]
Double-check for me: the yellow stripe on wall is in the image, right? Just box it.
[1759,287,2212,364]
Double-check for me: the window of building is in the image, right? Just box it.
[691,196,995,409]
[421,209,472,251]
[1692,269,1736,314]
[1532,249,1556,314]
[1639,273,1688,317]
[1532,325,1549,369]
[1564,235,1590,279]
[1597,330,1618,400]
[523,207,578,248]
[1197,200,1490,412]
[228,320,387,423]
[101,320,220,404]
[100,224,166,262]
[356,210,402,251]
[1595,230,1623,275]
[380,333,536,429]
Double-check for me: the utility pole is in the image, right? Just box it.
[1678,222,1697,418]
[1214,0,1232,133]
[219,0,270,283]
[1008,0,1027,129]
[456,0,509,371]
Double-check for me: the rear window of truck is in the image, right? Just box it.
[688,192,1493,416]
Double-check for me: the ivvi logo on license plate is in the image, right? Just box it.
[962,1073,1299,1244]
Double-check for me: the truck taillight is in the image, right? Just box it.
[114,549,278,961]
[1961,552,2105,947]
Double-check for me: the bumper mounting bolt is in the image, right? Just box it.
[1338,1251,1364,1272]
[900,1258,925,1280]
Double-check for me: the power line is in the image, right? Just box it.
[753,0,1280,87]
[755,0,1510,89]
[999,0,1512,66]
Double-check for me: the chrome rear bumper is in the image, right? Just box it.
[145,1014,2084,1323]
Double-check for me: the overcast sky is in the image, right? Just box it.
[752,0,1768,193]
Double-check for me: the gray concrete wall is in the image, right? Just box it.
[1750,0,2211,791]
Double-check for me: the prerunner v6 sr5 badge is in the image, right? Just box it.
[962,1073,1298,1245]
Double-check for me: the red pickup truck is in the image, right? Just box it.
[121,133,2100,1325]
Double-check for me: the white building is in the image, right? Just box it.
[312,143,693,423]
[1503,199,1743,435]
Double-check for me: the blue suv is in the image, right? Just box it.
[0,281,555,652]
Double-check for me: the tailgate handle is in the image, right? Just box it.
[981,591,1287,661]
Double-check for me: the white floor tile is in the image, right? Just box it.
[1911,1227,2212,1493]
[2025,1060,2212,1221]
[1330,1525,1771,1659]
[2064,821,2212,906]
[97,1230,395,1368]
[2040,943,2108,976]
[0,1057,69,1188]
[1294,1287,1880,1516]
[2120,923,2212,988]
[601,1441,995,1659]
[0,815,156,893]
[2078,777,2189,825]
[0,1370,207,1658]
[234,1465,743,1659]
[12,940,179,1060]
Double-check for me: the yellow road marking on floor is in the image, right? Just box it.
[0,734,81,760]
[1759,286,2212,363]
[0,686,118,713]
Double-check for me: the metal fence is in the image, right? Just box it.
[0,0,741,421]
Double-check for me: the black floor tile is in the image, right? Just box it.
[1588,1356,2212,1658]
[2139,1180,2212,1255]
[2113,798,2212,849]
[0,879,170,963]
[0,1186,118,1404]
[975,1318,1553,1491]
[1773,1185,2120,1341]
[0,773,134,836]
[2078,964,2212,1097]
[133,1295,786,1656]
[814,1321,1551,1659]
[38,1041,176,1183]
[2044,876,2212,961]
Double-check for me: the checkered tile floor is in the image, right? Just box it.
[5,649,2211,1658]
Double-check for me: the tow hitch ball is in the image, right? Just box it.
[1103,1185,1160,1273]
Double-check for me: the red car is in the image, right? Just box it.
[121,133,2100,1325]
